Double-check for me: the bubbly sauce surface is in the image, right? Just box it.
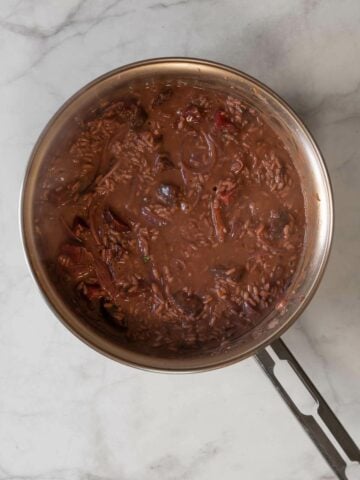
[35,80,305,355]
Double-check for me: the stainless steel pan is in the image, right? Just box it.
[20,58,360,479]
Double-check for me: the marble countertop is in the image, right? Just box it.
[1,1,360,478]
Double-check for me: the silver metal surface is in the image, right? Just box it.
[256,339,360,480]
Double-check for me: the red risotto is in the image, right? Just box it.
[34,79,305,355]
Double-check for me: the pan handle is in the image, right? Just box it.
[255,338,360,480]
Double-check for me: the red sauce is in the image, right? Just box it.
[34,79,305,355]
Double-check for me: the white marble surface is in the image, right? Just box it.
[0,0,359,478]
